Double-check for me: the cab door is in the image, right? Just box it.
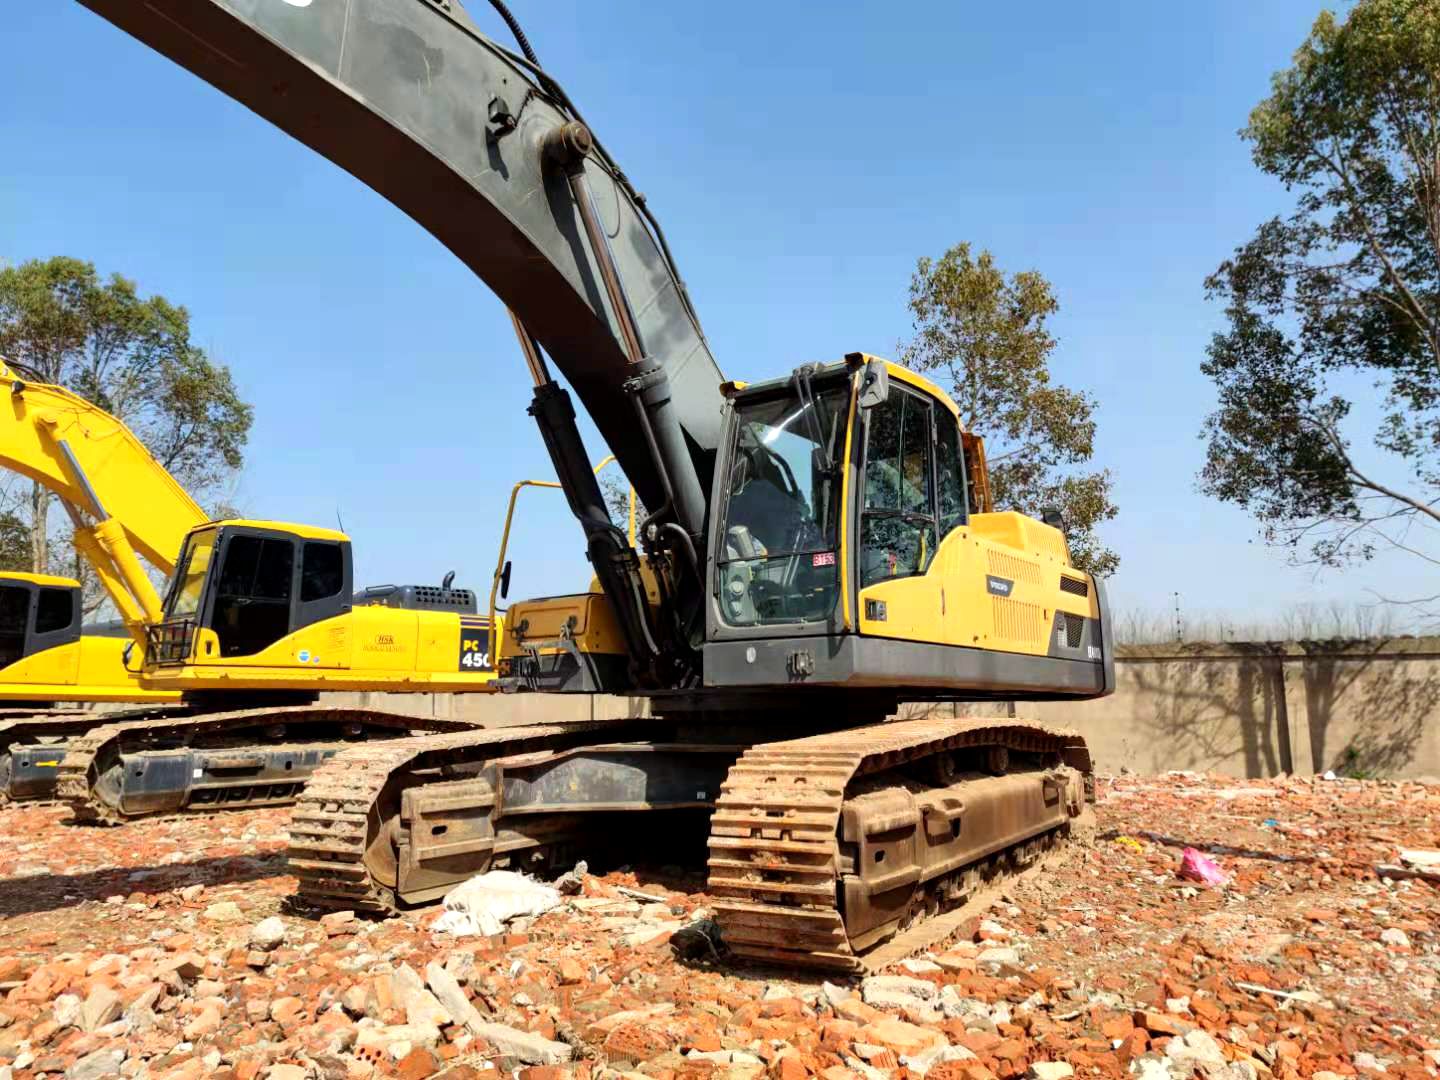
[28,585,82,685]
[853,383,973,647]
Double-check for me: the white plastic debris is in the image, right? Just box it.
[432,870,562,937]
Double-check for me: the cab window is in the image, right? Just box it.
[716,383,848,626]
[35,587,74,635]
[169,529,217,619]
[861,390,939,588]
[301,542,344,602]
[0,586,28,667]
[213,534,294,656]
[936,416,969,538]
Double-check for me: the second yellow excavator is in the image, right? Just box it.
[0,360,503,818]
[0,569,180,801]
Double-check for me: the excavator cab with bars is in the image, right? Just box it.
[144,519,490,693]
[148,522,353,666]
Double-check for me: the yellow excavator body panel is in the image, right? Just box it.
[144,607,503,692]
[842,362,1102,662]
[502,593,628,660]
[0,635,179,703]
[855,513,1098,654]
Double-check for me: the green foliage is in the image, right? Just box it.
[0,256,253,590]
[0,512,30,573]
[902,242,1118,576]
[1202,0,1440,574]
[598,469,641,535]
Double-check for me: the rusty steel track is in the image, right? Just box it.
[55,706,480,824]
[286,719,639,912]
[707,716,1091,973]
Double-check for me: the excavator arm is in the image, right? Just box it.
[77,0,731,683]
[0,361,207,637]
[78,0,723,519]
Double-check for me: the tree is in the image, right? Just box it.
[1201,0,1440,609]
[598,469,640,539]
[0,256,252,607]
[902,242,1119,576]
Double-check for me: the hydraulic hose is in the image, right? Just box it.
[484,0,540,66]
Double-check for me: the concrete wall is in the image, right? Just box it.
[322,690,649,726]
[312,638,1440,780]
[1025,640,1440,779]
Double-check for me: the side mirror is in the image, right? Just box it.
[500,560,513,600]
[1040,506,1066,534]
[857,359,889,409]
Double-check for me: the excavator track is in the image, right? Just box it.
[708,716,1093,973]
[56,705,481,824]
[287,719,643,912]
[0,707,186,803]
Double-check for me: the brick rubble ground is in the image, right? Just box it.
[0,771,1436,1080]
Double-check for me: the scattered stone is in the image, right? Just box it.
[859,1017,945,1059]
[669,918,722,961]
[66,1047,126,1080]
[975,946,1020,968]
[821,981,852,1009]
[1166,1030,1227,1071]
[52,994,82,1029]
[249,917,286,951]
[1379,927,1411,949]
[395,963,452,1028]
[320,910,358,936]
[554,860,588,895]
[80,986,123,1032]
[0,769,1434,1080]
[201,901,243,923]
[899,957,942,975]
[425,960,488,1030]
[860,975,935,1009]
[470,1021,573,1064]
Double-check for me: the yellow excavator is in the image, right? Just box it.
[0,569,180,800]
[76,0,1115,971]
[0,570,178,706]
[0,360,501,817]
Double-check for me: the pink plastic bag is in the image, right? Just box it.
[1178,847,1229,888]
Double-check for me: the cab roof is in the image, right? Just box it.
[0,570,82,589]
[202,519,351,543]
[726,354,966,428]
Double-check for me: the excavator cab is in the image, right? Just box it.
[704,353,1112,699]
[0,571,177,705]
[149,521,352,665]
[145,518,496,696]
[0,573,84,682]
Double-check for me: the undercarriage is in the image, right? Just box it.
[287,713,1094,969]
[32,705,479,823]
[0,707,184,803]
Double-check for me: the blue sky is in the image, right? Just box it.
[2,1,1411,631]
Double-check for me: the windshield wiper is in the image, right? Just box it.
[791,364,833,473]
